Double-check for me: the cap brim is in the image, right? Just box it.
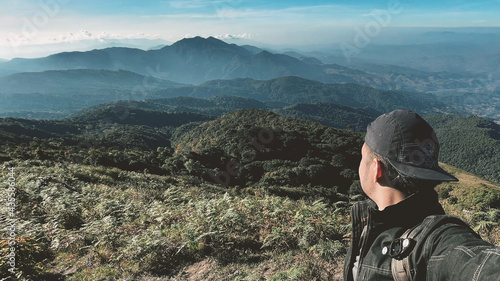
[387,159,459,182]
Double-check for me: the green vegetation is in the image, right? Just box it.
[426,114,500,183]
[436,163,500,245]
[70,95,270,120]
[0,109,499,280]
[275,103,376,131]
[0,109,362,280]
[0,159,350,280]
[171,109,363,196]
[68,105,213,127]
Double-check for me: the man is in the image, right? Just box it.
[343,110,499,281]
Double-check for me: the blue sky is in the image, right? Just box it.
[1,0,500,59]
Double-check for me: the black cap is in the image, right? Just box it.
[365,110,458,182]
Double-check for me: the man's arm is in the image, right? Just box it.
[425,223,500,281]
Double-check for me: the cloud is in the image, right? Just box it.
[60,30,96,42]
[213,33,251,39]
[2,29,162,48]
[0,29,168,59]
[49,30,161,43]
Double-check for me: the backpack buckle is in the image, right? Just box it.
[382,238,415,260]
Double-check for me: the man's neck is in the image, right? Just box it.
[372,185,407,211]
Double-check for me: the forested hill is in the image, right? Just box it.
[426,114,500,183]
[172,109,363,190]
[0,107,213,154]
[88,95,271,117]
[68,105,213,127]
[275,103,378,131]
[1,103,498,184]
[69,96,373,131]
[0,108,364,195]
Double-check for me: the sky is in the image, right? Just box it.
[1,0,500,59]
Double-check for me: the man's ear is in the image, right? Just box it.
[374,159,384,182]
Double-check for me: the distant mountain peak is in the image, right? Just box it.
[170,36,233,49]
[162,36,253,61]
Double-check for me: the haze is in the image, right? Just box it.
[2,0,500,60]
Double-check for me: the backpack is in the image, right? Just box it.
[386,215,469,281]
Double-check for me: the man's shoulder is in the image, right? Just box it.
[411,214,470,241]
[410,214,484,259]
[420,214,468,227]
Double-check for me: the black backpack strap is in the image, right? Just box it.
[391,224,421,281]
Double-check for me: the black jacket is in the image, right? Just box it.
[343,189,500,281]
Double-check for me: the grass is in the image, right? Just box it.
[1,159,498,280]
[0,159,349,280]
[437,163,500,245]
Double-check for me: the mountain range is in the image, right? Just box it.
[1,36,496,96]
[2,37,353,85]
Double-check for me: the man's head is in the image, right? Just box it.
[360,110,458,200]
